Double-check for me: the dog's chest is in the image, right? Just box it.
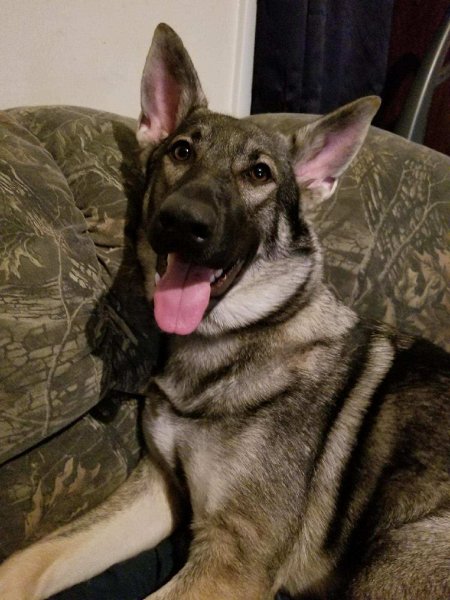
[145,400,237,517]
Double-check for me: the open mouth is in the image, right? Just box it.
[153,253,245,335]
[156,255,244,297]
[207,259,244,297]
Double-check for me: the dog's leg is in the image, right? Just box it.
[144,520,274,600]
[145,557,272,600]
[0,456,178,600]
[344,514,450,600]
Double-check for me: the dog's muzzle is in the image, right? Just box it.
[147,180,258,336]
[153,191,218,261]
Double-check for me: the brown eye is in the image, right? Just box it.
[248,163,272,183]
[170,139,192,161]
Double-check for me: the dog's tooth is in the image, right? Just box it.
[167,253,175,268]
[155,272,161,285]
[214,269,223,279]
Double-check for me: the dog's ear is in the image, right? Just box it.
[137,23,207,148]
[292,97,380,204]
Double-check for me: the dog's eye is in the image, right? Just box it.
[248,163,272,183]
[170,140,192,161]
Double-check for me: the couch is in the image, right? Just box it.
[0,106,449,567]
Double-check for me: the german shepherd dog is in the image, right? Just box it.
[1,23,449,600]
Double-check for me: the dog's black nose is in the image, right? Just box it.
[156,193,216,252]
[159,206,212,243]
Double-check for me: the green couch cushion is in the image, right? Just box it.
[0,108,159,465]
[0,112,103,463]
[0,393,141,558]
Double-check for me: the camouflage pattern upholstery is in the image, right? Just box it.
[0,107,159,559]
[0,106,448,559]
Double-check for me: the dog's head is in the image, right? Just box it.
[137,24,379,336]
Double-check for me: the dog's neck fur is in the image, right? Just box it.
[154,283,357,418]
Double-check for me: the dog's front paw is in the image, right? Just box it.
[0,555,36,600]
[0,546,52,600]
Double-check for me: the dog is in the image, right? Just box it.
[0,22,449,600]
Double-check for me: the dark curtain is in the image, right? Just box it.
[251,0,394,115]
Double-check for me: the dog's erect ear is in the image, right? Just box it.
[137,23,207,148]
[292,97,380,204]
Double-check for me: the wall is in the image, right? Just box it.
[1,0,256,117]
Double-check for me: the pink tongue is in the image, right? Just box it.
[154,254,214,335]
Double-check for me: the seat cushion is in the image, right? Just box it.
[0,107,159,557]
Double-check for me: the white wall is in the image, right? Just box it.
[1,0,256,117]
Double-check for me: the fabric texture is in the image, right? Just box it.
[0,107,160,559]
